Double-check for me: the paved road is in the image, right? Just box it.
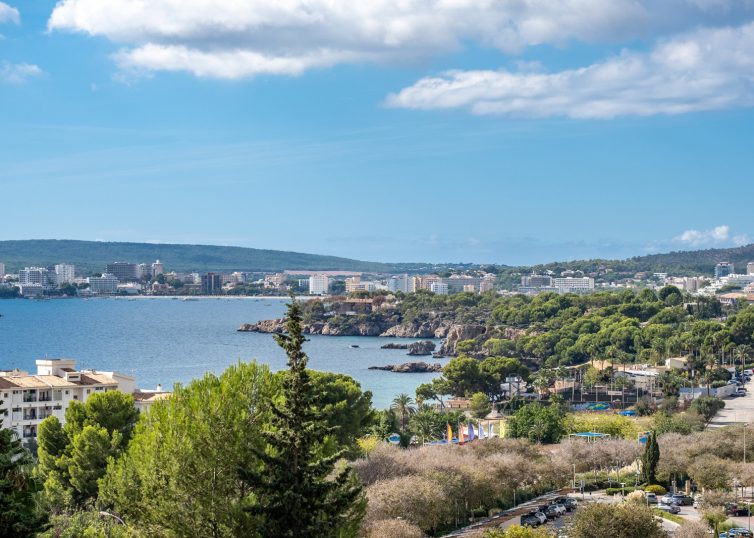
[708,383,754,428]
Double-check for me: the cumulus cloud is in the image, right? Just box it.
[673,225,750,247]
[0,2,19,25]
[48,0,754,79]
[0,62,42,83]
[386,22,754,118]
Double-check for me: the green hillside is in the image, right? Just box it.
[0,240,415,275]
[524,244,754,278]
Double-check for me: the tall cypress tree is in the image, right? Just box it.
[642,430,660,485]
[241,299,364,537]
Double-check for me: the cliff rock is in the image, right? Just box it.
[368,362,443,373]
[407,340,436,356]
[439,324,487,356]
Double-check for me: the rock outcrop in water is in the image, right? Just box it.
[368,362,443,373]
[407,340,436,356]
[381,343,408,350]
[238,319,389,336]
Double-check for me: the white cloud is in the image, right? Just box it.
[0,2,19,25]
[386,22,754,118]
[0,61,42,83]
[47,0,754,79]
[673,225,750,247]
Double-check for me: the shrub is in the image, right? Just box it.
[363,519,425,538]
[644,485,667,495]
[568,503,665,538]
[565,413,641,440]
[605,487,638,496]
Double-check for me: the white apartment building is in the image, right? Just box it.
[430,282,449,295]
[309,274,330,295]
[552,277,595,293]
[0,359,136,443]
[17,284,45,298]
[151,260,164,277]
[386,274,411,293]
[88,273,119,294]
[747,262,754,276]
[19,267,54,287]
[54,263,75,284]
[264,273,287,288]
[345,276,381,293]
[0,262,5,278]
[480,275,497,293]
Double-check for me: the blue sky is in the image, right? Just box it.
[1,1,754,265]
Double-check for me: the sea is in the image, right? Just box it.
[0,297,442,409]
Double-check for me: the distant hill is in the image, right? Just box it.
[526,244,754,277]
[0,239,423,275]
[1,239,752,278]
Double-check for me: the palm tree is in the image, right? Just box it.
[390,393,417,431]
[409,410,436,444]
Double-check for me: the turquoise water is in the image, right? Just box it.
[0,297,441,409]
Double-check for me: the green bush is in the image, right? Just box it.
[606,487,639,496]
[644,485,667,495]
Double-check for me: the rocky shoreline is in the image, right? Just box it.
[238,318,488,358]
[367,361,443,373]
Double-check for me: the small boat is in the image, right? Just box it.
[350,344,360,349]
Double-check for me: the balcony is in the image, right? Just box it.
[22,394,37,403]
[39,394,52,402]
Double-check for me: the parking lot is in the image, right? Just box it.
[708,372,754,427]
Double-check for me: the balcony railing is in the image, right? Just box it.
[39,395,52,402]
[22,395,37,403]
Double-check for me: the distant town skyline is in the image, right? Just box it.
[2,1,754,265]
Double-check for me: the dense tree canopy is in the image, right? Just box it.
[36,391,140,512]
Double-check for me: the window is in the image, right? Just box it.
[86,389,91,395]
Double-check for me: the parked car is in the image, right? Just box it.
[533,511,547,525]
[656,503,681,514]
[521,513,541,527]
[562,498,578,511]
[545,504,561,519]
[743,369,753,376]
[645,492,658,504]
[727,529,754,538]
[737,388,748,397]
[725,503,751,516]
[665,493,693,506]
[544,504,563,519]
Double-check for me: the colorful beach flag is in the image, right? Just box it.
[447,423,453,443]
[459,423,465,444]
[477,421,485,439]
[467,422,475,441]
[488,422,493,438]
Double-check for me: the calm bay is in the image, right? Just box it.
[0,297,441,409]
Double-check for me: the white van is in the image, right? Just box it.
[744,369,753,376]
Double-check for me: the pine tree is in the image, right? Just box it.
[240,299,364,537]
[641,430,660,485]
[1,411,46,537]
